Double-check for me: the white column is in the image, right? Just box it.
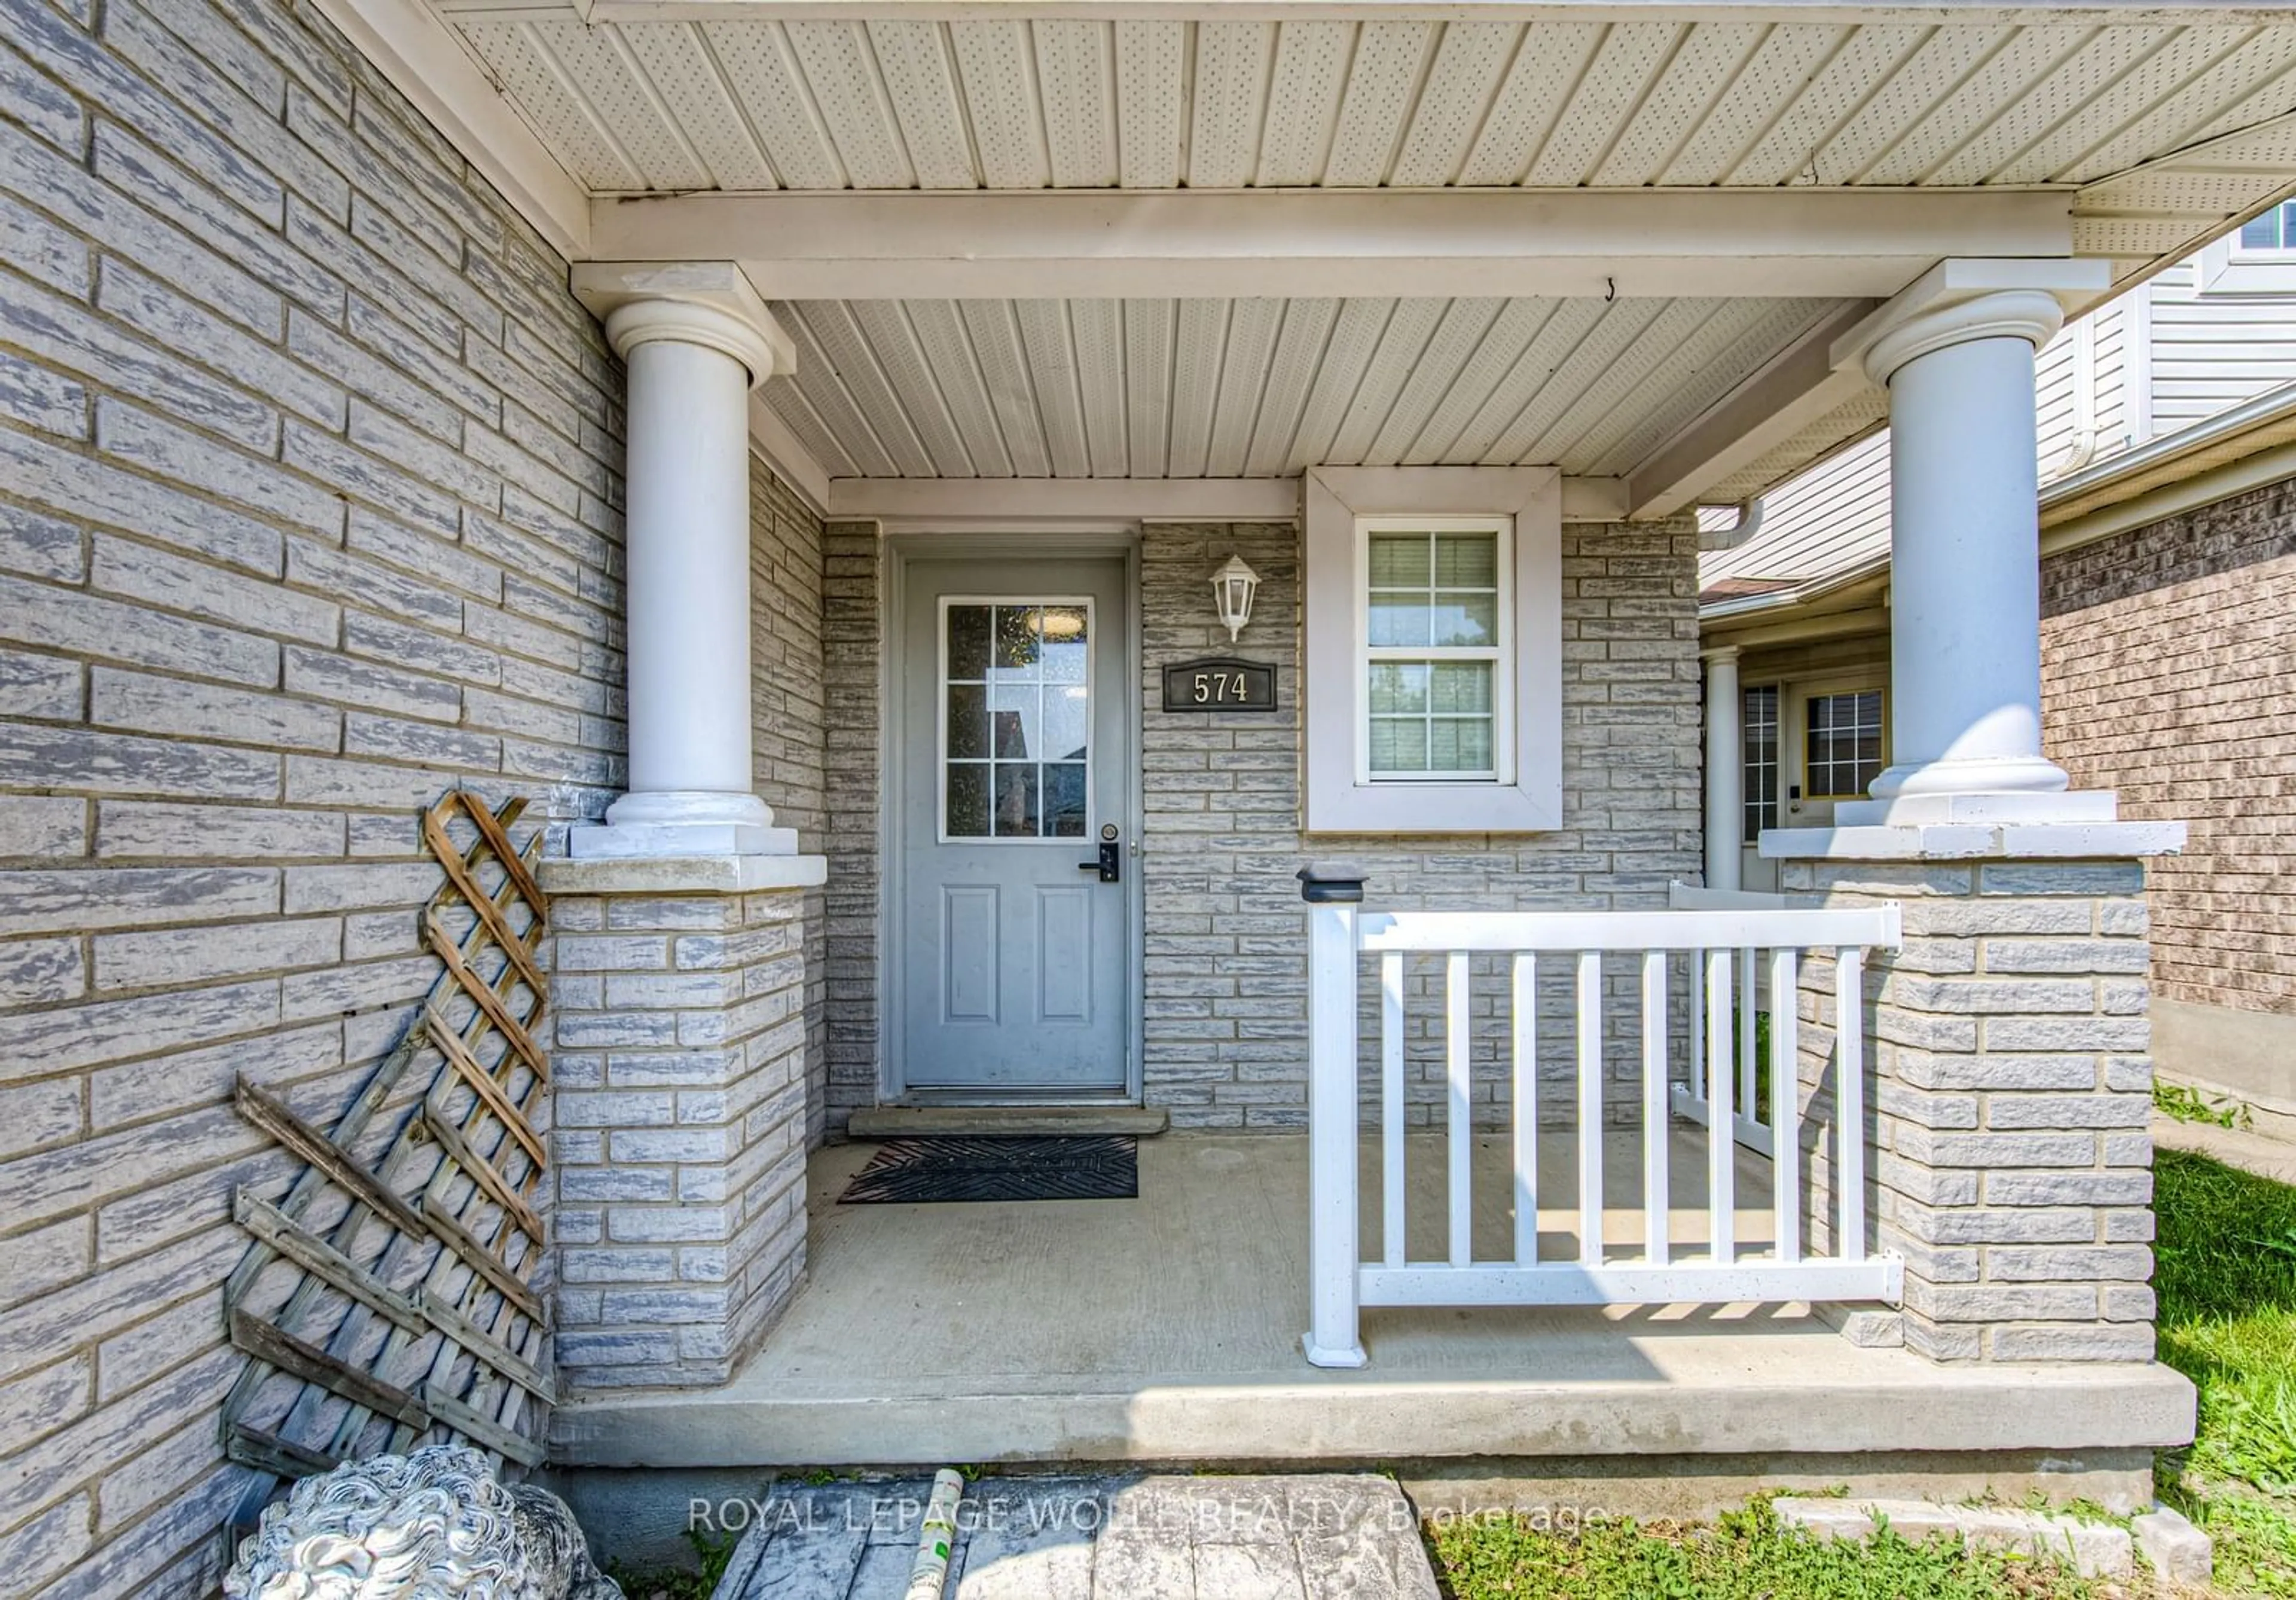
[1301,867,1367,1369]
[1702,646,1742,890]
[1842,290,2110,826]
[569,276,797,859]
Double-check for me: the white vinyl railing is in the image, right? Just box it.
[1299,868,1904,1370]
[1668,882,1788,1158]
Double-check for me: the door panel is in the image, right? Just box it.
[896,554,1131,1097]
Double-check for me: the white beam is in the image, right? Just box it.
[748,396,829,517]
[1629,257,2114,518]
[1627,303,1878,521]
[589,190,2076,302]
[304,0,589,259]
[825,476,1631,525]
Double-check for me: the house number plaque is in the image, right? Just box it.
[1162,657,1278,713]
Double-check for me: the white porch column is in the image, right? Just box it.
[570,265,799,859]
[1702,646,1742,891]
[1844,289,2104,825]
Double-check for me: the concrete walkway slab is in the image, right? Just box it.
[710,1475,1439,1600]
[556,1134,2194,1474]
[2153,1111,2296,1184]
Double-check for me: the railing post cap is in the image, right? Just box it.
[1297,861,1369,904]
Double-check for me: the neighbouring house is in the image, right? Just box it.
[7,0,2293,1591]
[1702,226,2296,1123]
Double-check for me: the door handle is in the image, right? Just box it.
[1077,841,1120,883]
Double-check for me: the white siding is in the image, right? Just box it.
[1708,252,2296,596]
[2145,259,2296,435]
[1701,430,1892,589]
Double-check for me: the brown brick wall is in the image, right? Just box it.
[2040,479,2296,1018]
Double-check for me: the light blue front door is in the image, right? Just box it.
[894,554,1132,1098]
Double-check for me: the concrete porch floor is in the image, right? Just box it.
[551,1130,2193,1478]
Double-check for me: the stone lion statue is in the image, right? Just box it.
[224,1445,624,1600]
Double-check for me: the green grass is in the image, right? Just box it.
[2155,1082,2253,1131]
[1425,1496,2100,1599]
[1424,1149,2296,1597]
[2155,1147,2296,1594]
[605,1526,738,1600]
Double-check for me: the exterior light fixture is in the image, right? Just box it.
[1210,554,1260,643]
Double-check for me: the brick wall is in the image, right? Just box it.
[2041,480,2296,1016]
[1141,519,1703,1129]
[1787,858,2156,1363]
[747,462,828,1144]
[546,886,810,1389]
[814,519,1700,1131]
[0,0,844,1586]
[820,522,880,1134]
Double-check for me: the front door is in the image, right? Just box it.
[893,552,1132,1099]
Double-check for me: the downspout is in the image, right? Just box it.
[1697,497,1766,552]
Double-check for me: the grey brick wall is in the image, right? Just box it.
[0,0,844,1586]
[1140,520,1705,1129]
[820,522,881,1134]
[804,518,1700,1131]
[1787,858,2156,1363]
[747,461,829,1146]
[546,886,811,1389]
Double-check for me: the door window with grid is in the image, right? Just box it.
[1361,519,1510,782]
[1804,689,1885,800]
[1742,685,1779,842]
[941,601,1092,839]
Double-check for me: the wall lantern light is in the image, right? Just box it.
[1211,554,1260,643]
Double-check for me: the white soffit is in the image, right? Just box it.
[432,9,2296,276]
[758,294,1836,481]
[395,1,2296,505]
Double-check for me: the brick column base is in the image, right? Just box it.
[537,857,824,1390]
[1781,838,2176,1364]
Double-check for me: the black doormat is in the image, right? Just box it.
[838,1135,1138,1204]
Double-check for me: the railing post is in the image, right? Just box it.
[1300,862,1370,1369]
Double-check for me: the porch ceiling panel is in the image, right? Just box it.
[759,294,1836,481]
[439,11,2296,207]
[407,1,2296,507]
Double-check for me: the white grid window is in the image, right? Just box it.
[1742,685,1779,843]
[1359,518,1510,783]
[940,600,1092,840]
[1805,689,1885,801]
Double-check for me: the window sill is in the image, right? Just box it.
[1306,779,1559,836]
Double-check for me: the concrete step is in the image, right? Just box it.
[845,1105,1169,1139]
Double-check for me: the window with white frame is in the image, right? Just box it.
[1742,684,1779,843]
[2197,202,2296,293]
[1803,688,1885,801]
[1360,519,1510,783]
[2240,200,2296,252]
[1301,466,1561,835]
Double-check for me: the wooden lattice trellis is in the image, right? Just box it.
[221,789,553,1533]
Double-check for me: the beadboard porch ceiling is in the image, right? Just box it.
[758,293,1837,486]
[359,0,2296,509]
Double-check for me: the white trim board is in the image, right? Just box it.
[825,476,1632,526]
[748,396,829,516]
[303,0,588,258]
[593,189,2075,304]
[2041,436,2296,558]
